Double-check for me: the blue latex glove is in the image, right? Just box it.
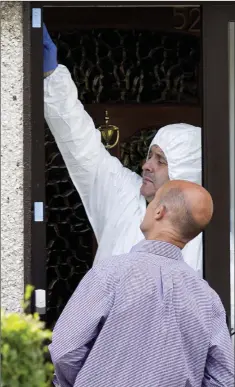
[43,23,58,73]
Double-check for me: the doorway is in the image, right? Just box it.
[29,3,233,331]
[43,5,201,327]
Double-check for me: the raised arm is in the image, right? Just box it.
[43,25,141,242]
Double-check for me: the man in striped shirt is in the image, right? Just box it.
[49,180,234,387]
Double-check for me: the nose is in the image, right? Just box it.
[142,158,153,172]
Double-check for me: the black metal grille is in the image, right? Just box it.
[46,28,200,328]
[45,127,93,328]
[52,29,200,104]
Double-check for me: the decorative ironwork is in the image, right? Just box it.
[51,29,200,104]
[46,27,200,328]
[45,126,94,328]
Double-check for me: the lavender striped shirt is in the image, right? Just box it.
[49,240,234,387]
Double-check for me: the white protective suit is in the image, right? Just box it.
[44,65,203,273]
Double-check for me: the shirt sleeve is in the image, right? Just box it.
[44,65,141,243]
[202,292,234,387]
[49,266,114,387]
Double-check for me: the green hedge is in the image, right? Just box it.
[1,286,54,387]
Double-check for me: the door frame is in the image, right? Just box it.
[202,4,235,327]
[26,2,233,325]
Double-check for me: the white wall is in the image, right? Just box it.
[0,2,24,312]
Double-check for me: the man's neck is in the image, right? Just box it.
[144,230,185,250]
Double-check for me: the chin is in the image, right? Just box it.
[140,185,153,199]
[140,187,155,203]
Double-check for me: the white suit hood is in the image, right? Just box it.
[149,123,202,275]
[149,123,202,184]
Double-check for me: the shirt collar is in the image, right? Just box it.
[131,239,183,261]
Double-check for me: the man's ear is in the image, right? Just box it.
[154,204,166,221]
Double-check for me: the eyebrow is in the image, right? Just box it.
[155,150,167,161]
[149,146,167,161]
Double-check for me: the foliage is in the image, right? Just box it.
[1,285,54,387]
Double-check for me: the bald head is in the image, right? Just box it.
[141,180,213,247]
